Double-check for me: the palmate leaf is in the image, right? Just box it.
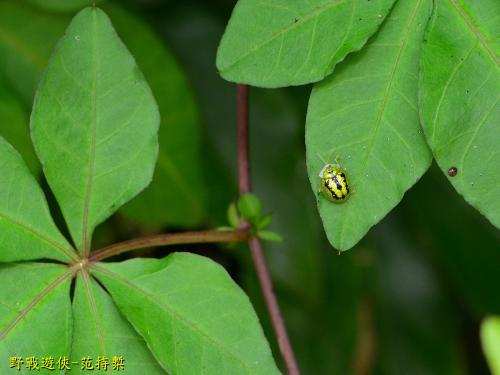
[216,0,396,87]
[0,7,280,374]
[306,0,433,250]
[31,7,160,254]
[102,4,206,227]
[93,254,281,375]
[420,0,500,229]
[71,274,165,374]
[0,138,75,263]
[0,263,73,375]
[0,1,206,229]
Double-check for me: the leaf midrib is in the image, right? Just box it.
[448,0,500,67]
[81,271,109,356]
[93,265,255,374]
[0,211,76,261]
[81,10,98,254]
[338,0,424,247]
[0,268,72,341]
[220,0,348,72]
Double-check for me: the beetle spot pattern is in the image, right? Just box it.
[319,164,350,203]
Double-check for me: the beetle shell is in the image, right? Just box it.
[448,167,458,177]
[318,164,350,203]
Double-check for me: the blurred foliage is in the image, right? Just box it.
[27,0,101,12]
[482,317,500,374]
[0,72,39,174]
[0,0,498,374]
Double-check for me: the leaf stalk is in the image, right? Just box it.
[88,228,248,262]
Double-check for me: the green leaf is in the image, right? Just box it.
[257,214,272,229]
[0,2,205,228]
[238,193,263,222]
[420,0,500,229]
[71,273,165,374]
[482,316,500,375]
[0,263,73,371]
[27,0,102,12]
[0,74,40,175]
[0,138,75,262]
[306,0,433,251]
[257,230,283,242]
[216,226,234,231]
[0,1,68,102]
[101,4,205,227]
[227,202,240,228]
[216,0,396,87]
[93,253,281,375]
[31,7,159,253]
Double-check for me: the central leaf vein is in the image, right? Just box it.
[338,0,424,245]
[82,11,98,254]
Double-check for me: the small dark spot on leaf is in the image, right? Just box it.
[448,167,458,177]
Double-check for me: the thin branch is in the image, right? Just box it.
[238,85,251,193]
[89,228,249,262]
[237,84,301,375]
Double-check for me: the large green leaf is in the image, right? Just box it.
[0,138,75,262]
[0,1,67,102]
[482,316,500,375]
[420,0,500,229]
[93,253,281,375]
[102,4,205,227]
[1,7,279,374]
[161,9,353,372]
[216,0,396,87]
[71,274,165,374]
[306,0,433,251]
[31,7,159,254]
[0,1,205,228]
[0,263,73,375]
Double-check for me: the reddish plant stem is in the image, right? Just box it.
[237,84,300,375]
[237,85,251,193]
[89,228,248,262]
